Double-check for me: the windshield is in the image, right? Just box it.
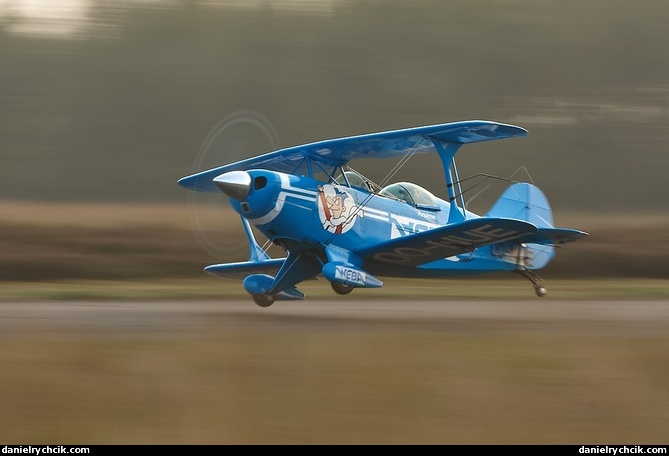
[334,170,383,193]
[335,171,367,189]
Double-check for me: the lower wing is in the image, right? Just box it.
[204,259,286,280]
[519,227,588,245]
[356,217,537,267]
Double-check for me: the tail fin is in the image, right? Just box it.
[486,183,588,270]
[486,182,554,228]
[486,183,556,270]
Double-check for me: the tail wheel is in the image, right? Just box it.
[252,293,275,307]
[331,281,354,295]
[514,269,547,298]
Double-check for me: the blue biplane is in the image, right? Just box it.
[178,120,587,306]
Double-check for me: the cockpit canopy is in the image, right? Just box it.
[379,182,440,210]
[335,169,441,210]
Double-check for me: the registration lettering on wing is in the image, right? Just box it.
[373,224,522,264]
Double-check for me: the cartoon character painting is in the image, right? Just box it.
[317,185,361,234]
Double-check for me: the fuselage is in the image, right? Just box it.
[228,169,443,247]
[220,169,518,278]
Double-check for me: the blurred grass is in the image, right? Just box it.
[2,278,669,301]
[2,200,669,300]
[1,325,667,444]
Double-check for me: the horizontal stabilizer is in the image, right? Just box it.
[204,259,285,280]
[357,217,537,267]
[519,227,588,245]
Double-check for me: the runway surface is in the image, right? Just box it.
[2,299,669,335]
[2,298,669,444]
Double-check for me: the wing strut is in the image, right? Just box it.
[431,139,466,222]
[241,216,271,261]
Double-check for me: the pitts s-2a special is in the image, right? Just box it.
[178,120,587,307]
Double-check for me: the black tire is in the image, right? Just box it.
[331,281,354,295]
[252,294,275,307]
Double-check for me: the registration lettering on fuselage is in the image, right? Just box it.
[334,265,367,285]
[389,214,438,238]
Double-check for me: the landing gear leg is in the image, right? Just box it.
[515,269,547,297]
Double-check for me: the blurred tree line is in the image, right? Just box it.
[1,0,667,213]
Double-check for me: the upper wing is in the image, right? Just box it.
[178,120,528,192]
[356,217,537,268]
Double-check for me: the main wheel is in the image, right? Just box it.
[252,293,275,307]
[331,281,354,295]
[535,286,547,298]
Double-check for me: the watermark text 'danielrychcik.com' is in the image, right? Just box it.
[580,446,667,455]
[2,446,89,455]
